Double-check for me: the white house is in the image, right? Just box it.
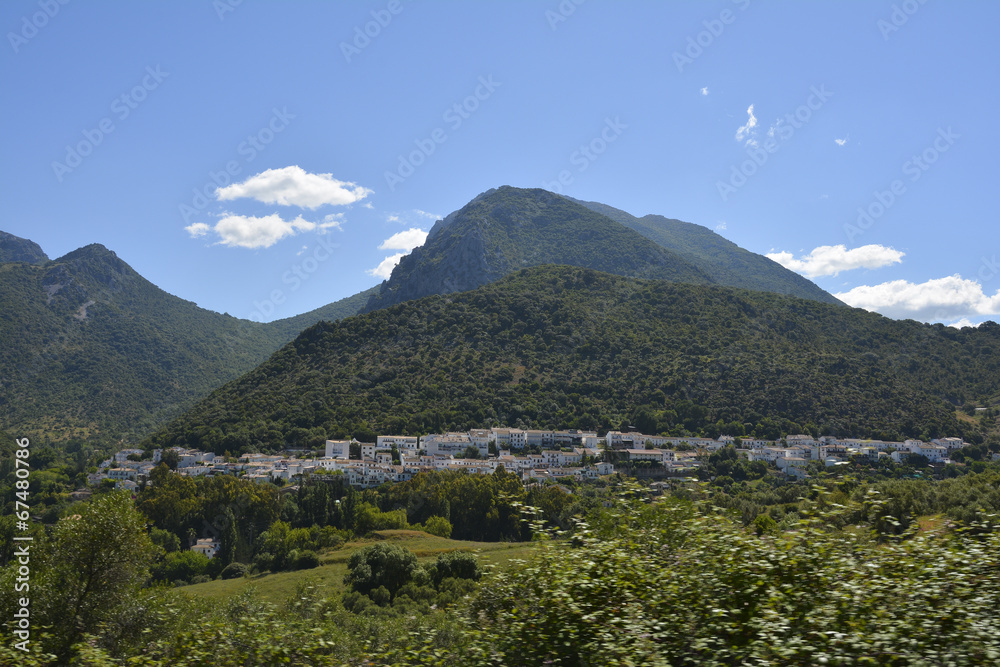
[325,440,352,459]
[191,538,219,558]
[377,435,419,451]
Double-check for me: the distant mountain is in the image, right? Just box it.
[146,266,1000,455]
[0,231,48,265]
[0,237,371,445]
[363,186,713,312]
[566,196,843,306]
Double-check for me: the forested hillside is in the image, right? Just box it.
[146,266,1000,454]
[0,244,370,445]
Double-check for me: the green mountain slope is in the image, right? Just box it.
[267,286,379,340]
[146,266,1000,455]
[362,186,713,312]
[0,243,370,445]
[567,196,843,305]
[0,231,48,265]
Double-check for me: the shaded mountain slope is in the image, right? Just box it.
[567,196,842,305]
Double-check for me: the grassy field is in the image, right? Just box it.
[177,529,537,603]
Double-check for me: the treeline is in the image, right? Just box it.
[145,266,1000,456]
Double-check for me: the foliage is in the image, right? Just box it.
[220,562,249,580]
[146,266,1000,455]
[419,514,453,538]
[344,542,419,600]
[463,492,1000,666]
[0,491,156,660]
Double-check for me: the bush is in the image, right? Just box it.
[427,551,481,587]
[293,550,320,570]
[421,515,453,538]
[220,562,250,580]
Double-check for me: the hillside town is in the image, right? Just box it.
[92,427,979,490]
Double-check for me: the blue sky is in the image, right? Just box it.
[2,0,997,326]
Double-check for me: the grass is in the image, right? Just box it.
[177,529,537,603]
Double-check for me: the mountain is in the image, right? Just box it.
[0,239,370,445]
[0,231,48,265]
[268,286,379,340]
[362,186,714,312]
[146,266,1000,455]
[566,196,843,305]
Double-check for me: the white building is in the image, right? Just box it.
[377,435,418,451]
[325,440,352,459]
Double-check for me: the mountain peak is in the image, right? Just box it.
[0,230,49,265]
[363,186,712,312]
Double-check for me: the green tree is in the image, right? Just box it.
[344,543,418,600]
[21,491,156,660]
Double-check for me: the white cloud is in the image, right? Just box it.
[207,214,316,249]
[379,227,428,252]
[185,222,210,238]
[766,244,904,278]
[362,202,374,209]
[735,104,757,145]
[715,221,727,231]
[835,275,1000,322]
[367,252,407,279]
[386,214,401,223]
[700,87,709,96]
[834,137,848,146]
[215,165,372,208]
[946,317,978,329]
[414,209,440,220]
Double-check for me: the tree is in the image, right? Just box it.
[161,449,180,470]
[26,491,156,660]
[344,543,418,600]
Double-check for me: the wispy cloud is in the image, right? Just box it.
[735,104,758,145]
[766,244,904,278]
[700,87,709,96]
[216,166,372,208]
[834,137,848,146]
[835,275,1000,322]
